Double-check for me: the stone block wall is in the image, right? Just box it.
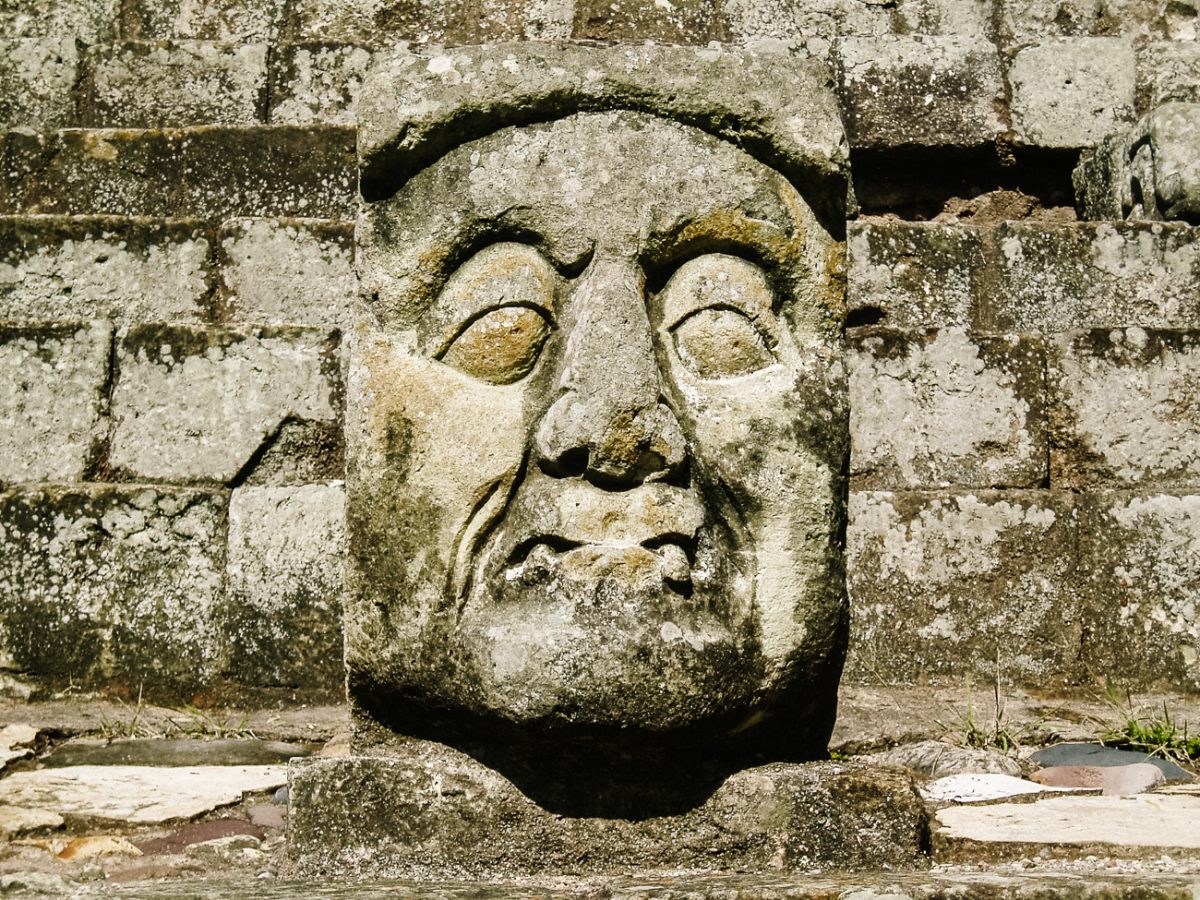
[1,0,1198,700]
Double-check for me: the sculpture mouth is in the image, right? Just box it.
[506,534,696,593]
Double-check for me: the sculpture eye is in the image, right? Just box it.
[672,307,774,379]
[441,305,551,385]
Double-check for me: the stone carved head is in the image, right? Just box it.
[347,45,852,765]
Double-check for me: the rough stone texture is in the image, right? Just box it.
[0,765,287,824]
[984,222,1200,331]
[121,0,286,41]
[0,485,226,693]
[0,217,215,323]
[0,37,79,130]
[848,329,1047,489]
[0,322,110,484]
[1010,38,1137,149]
[217,218,355,326]
[837,36,1005,150]
[269,43,372,126]
[865,740,1023,777]
[723,0,891,43]
[0,805,63,838]
[289,751,927,877]
[1137,42,1200,112]
[109,324,341,484]
[0,723,36,773]
[572,0,728,41]
[284,0,479,44]
[0,127,356,219]
[477,0,575,40]
[892,0,994,34]
[0,0,118,42]
[225,484,345,690]
[998,0,1200,43]
[847,222,980,330]
[1049,329,1200,489]
[44,737,311,767]
[80,41,268,128]
[1077,492,1200,690]
[846,490,1080,684]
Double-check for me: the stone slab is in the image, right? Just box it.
[1137,42,1200,113]
[1010,38,1137,149]
[80,41,268,128]
[0,485,226,694]
[109,324,340,483]
[217,218,355,326]
[0,805,63,838]
[43,738,312,768]
[0,37,79,130]
[0,0,118,42]
[288,750,927,877]
[225,484,345,690]
[1049,329,1200,489]
[0,127,356,219]
[0,321,109,483]
[838,36,1005,150]
[0,765,286,824]
[269,43,372,126]
[121,0,286,41]
[922,774,1079,803]
[0,216,215,323]
[1032,763,1164,795]
[846,490,1080,684]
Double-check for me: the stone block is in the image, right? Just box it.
[476,0,574,40]
[225,483,345,691]
[0,127,356,219]
[0,216,215,323]
[283,0,476,44]
[847,222,981,329]
[998,0,1199,44]
[572,0,729,42]
[109,324,341,484]
[849,328,1047,488]
[80,41,267,128]
[0,0,117,42]
[892,0,993,34]
[0,322,110,484]
[0,485,226,694]
[723,0,890,44]
[1049,328,1200,489]
[846,490,1080,684]
[0,38,79,130]
[269,43,371,126]
[1010,38,1136,149]
[1137,42,1200,113]
[217,218,355,326]
[120,0,286,41]
[1077,492,1200,690]
[838,35,1006,150]
[289,749,927,877]
[985,222,1200,332]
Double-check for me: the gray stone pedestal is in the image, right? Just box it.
[287,742,929,878]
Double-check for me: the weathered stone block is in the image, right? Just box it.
[999,0,1199,43]
[723,0,890,44]
[80,41,268,128]
[0,216,215,323]
[1078,492,1200,690]
[0,127,356,219]
[217,218,355,327]
[838,36,1006,149]
[572,0,728,42]
[1010,38,1137,149]
[892,0,993,34]
[849,329,1047,489]
[984,222,1200,332]
[283,0,475,44]
[225,483,345,691]
[476,0,574,40]
[120,0,286,42]
[0,38,79,130]
[847,222,981,329]
[109,324,341,483]
[269,43,371,126]
[1050,328,1200,489]
[1137,42,1200,113]
[0,0,117,42]
[0,322,110,484]
[846,490,1080,684]
[0,485,226,694]
[289,750,927,877]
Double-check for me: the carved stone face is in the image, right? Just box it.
[348,111,847,751]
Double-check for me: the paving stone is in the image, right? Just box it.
[120,0,287,42]
[80,41,268,128]
[0,127,356,219]
[43,738,312,768]
[0,805,63,839]
[217,218,355,326]
[847,222,981,330]
[866,740,1022,778]
[1031,741,1193,780]
[846,490,1080,684]
[1137,42,1200,113]
[1010,38,1137,149]
[0,217,214,323]
[999,0,1200,43]
[0,0,118,42]
[0,322,110,485]
[922,773,1075,803]
[1049,329,1200,489]
[225,484,346,690]
[0,38,79,130]
[0,485,226,694]
[1032,763,1164,794]
[848,329,1047,489]
[983,222,1200,332]
[838,36,1006,150]
[269,43,371,126]
[0,765,287,825]
[1076,492,1200,689]
[572,0,728,41]
[109,324,341,483]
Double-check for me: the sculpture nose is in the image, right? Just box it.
[533,258,687,488]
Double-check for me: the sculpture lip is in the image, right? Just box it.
[504,534,696,591]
